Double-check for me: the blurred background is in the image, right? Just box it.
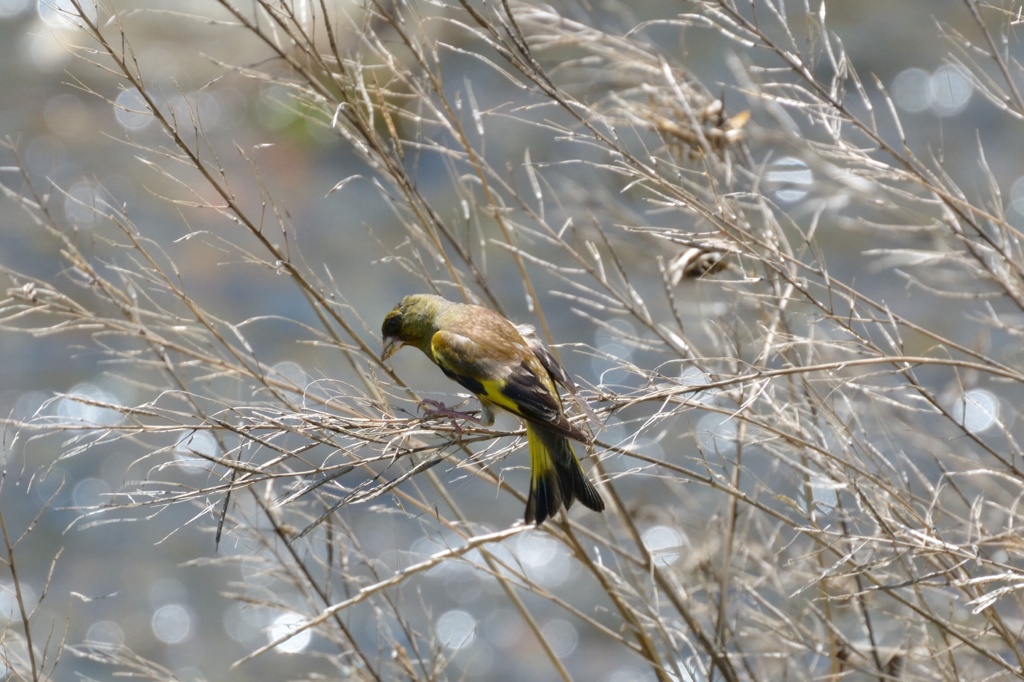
[2,0,1023,680]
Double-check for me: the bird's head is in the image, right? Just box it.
[380,294,447,361]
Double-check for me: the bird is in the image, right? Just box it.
[380,293,605,525]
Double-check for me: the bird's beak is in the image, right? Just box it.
[381,336,402,362]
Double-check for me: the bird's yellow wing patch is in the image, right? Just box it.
[431,329,556,414]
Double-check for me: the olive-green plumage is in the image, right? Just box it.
[381,294,604,525]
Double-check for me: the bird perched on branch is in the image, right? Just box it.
[381,294,605,525]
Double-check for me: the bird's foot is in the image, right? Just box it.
[418,399,481,436]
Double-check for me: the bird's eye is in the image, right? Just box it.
[382,311,403,336]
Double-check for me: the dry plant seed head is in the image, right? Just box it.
[669,246,735,283]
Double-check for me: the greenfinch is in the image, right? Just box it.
[381,294,605,525]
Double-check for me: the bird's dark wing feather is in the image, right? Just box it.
[518,324,602,435]
[430,327,587,442]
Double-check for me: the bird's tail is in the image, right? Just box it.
[525,424,605,525]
